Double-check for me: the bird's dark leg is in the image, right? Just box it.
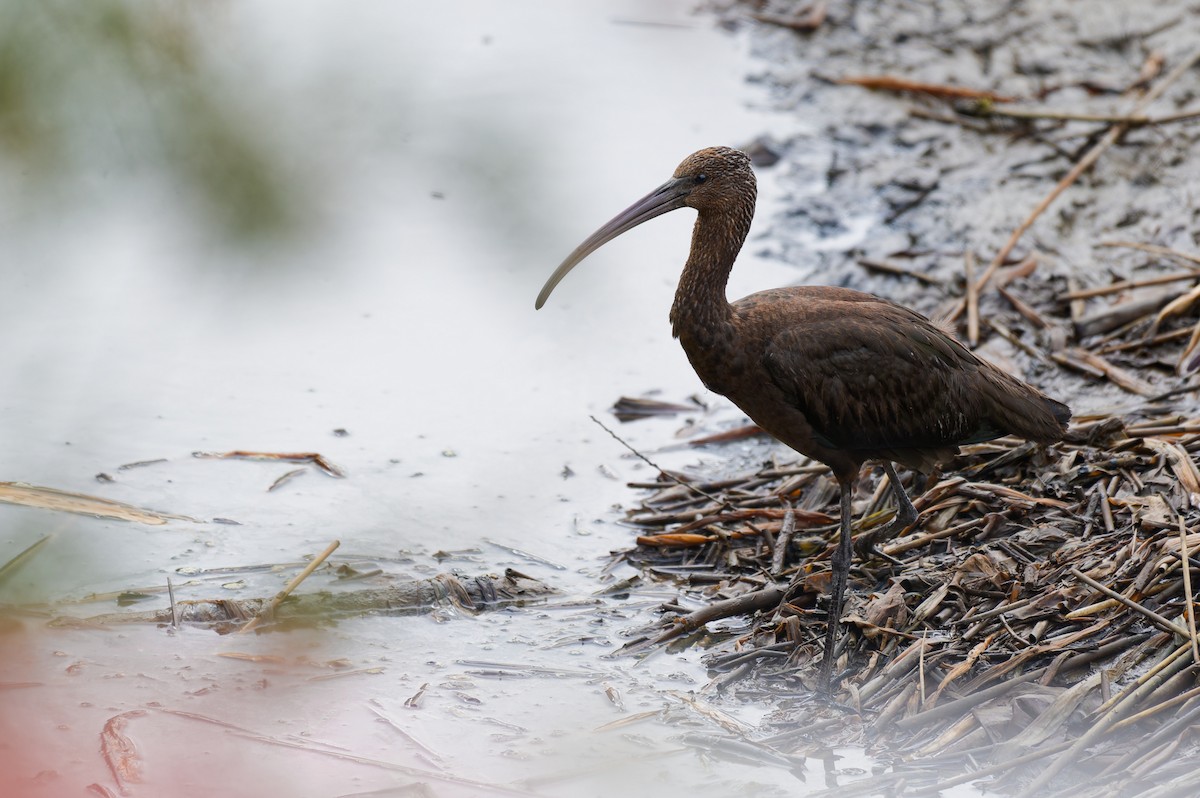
[819,478,854,692]
[853,461,919,562]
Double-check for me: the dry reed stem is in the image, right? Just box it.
[749,1,827,32]
[239,539,341,633]
[997,285,1049,329]
[1070,567,1189,638]
[619,586,786,653]
[1180,514,1200,666]
[857,257,944,286]
[0,534,51,585]
[1094,643,1192,718]
[1176,316,1200,374]
[1101,240,1200,268]
[965,251,980,345]
[1060,271,1200,301]
[913,739,1074,795]
[1017,644,1194,798]
[591,414,729,507]
[836,74,1015,102]
[1098,326,1192,354]
[167,577,179,629]
[972,105,1200,126]
[949,47,1200,325]
[1151,284,1200,336]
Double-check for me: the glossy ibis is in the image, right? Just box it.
[536,147,1070,689]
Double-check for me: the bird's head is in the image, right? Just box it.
[535,146,755,309]
[671,146,755,212]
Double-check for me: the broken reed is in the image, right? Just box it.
[620,408,1200,794]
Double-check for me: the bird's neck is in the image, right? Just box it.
[670,205,751,340]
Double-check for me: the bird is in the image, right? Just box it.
[535,146,1070,690]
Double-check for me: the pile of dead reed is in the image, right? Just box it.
[611,243,1200,794]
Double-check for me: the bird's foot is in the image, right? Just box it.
[852,521,907,565]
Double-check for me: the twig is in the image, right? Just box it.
[836,74,1015,103]
[966,105,1200,126]
[617,586,786,653]
[749,1,826,32]
[1078,16,1181,48]
[985,318,1052,364]
[193,450,346,478]
[1130,50,1166,92]
[918,630,928,706]
[1100,240,1200,268]
[910,106,993,133]
[1059,271,1200,301]
[167,577,179,630]
[366,703,446,766]
[884,517,983,556]
[1179,317,1200,375]
[965,251,980,345]
[1150,283,1200,337]
[1016,644,1193,798]
[1073,289,1176,339]
[590,415,729,507]
[1065,275,1087,322]
[1124,421,1200,435]
[239,540,341,633]
[688,423,766,446]
[1053,348,1156,395]
[948,47,1200,324]
[1069,567,1189,638]
[1100,702,1200,786]
[994,253,1040,288]
[893,668,1045,731]
[771,506,796,576]
[911,740,1074,795]
[0,482,194,525]
[268,468,307,492]
[1099,326,1190,352]
[666,692,755,735]
[484,537,568,570]
[1148,381,1200,402]
[997,285,1049,329]
[1180,514,1200,666]
[155,707,538,795]
[664,507,830,536]
[857,257,944,286]
[0,534,51,585]
[1111,682,1200,731]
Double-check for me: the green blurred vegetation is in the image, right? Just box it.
[0,0,300,242]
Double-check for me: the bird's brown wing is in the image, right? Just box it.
[759,299,1016,458]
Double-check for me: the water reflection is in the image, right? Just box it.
[0,2,842,796]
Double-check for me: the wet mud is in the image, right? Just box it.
[731,0,1200,410]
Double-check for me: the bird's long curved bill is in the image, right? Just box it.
[535,176,690,309]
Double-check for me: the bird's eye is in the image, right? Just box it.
[696,174,707,183]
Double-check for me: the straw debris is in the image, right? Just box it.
[611,235,1200,792]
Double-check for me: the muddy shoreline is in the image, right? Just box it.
[731,0,1200,410]
[603,2,1200,795]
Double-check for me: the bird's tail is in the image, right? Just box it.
[986,371,1071,444]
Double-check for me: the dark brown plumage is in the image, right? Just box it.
[537,146,1070,690]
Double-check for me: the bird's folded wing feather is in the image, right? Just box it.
[760,301,1003,452]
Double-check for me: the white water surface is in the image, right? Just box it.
[0,3,962,797]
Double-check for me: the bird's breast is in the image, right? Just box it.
[675,320,750,397]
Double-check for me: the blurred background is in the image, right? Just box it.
[0,2,832,797]
[0,0,796,574]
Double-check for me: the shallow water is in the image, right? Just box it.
[0,2,906,796]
